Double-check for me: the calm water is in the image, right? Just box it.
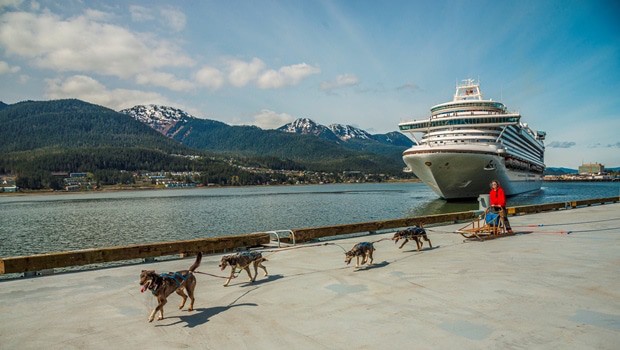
[1,182,618,257]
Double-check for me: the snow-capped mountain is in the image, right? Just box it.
[120,105,194,135]
[277,117,341,142]
[328,124,372,141]
[121,106,414,151]
[278,118,412,147]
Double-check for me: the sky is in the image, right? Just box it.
[0,0,618,168]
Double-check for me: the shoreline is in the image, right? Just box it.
[3,177,619,197]
[0,179,424,197]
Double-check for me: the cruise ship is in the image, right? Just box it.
[398,79,546,199]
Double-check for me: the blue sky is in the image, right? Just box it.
[0,0,618,168]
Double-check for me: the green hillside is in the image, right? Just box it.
[0,100,266,188]
[0,99,190,153]
[165,117,406,174]
[0,99,411,190]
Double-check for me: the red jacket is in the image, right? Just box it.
[489,187,506,207]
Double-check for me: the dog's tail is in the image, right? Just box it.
[189,252,203,272]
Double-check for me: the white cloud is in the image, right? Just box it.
[226,57,266,87]
[135,71,194,91]
[83,9,113,21]
[251,109,295,129]
[224,58,319,89]
[0,9,320,95]
[129,5,186,32]
[160,6,186,32]
[257,63,320,89]
[45,75,171,110]
[0,0,22,10]
[0,11,194,78]
[320,74,359,91]
[195,65,224,90]
[0,60,20,74]
[129,5,153,22]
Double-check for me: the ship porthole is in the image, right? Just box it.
[425,161,432,166]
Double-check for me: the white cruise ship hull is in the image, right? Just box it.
[399,79,545,200]
[403,147,543,199]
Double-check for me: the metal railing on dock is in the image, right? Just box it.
[0,233,270,275]
[1,196,617,276]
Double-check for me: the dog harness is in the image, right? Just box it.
[403,226,426,236]
[238,251,262,259]
[356,242,372,249]
[150,272,191,295]
[229,251,263,276]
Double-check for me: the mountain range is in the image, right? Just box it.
[119,104,413,173]
[0,99,413,181]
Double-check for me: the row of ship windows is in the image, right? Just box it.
[430,102,505,113]
[425,138,496,143]
[423,128,542,154]
[434,111,503,118]
[427,140,492,145]
[504,145,542,161]
[399,116,519,131]
[425,132,498,138]
[423,138,543,164]
[503,129,544,154]
[501,142,543,163]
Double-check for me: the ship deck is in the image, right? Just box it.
[1,203,619,349]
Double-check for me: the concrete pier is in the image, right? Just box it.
[1,203,619,349]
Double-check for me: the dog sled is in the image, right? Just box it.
[457,207,515,241]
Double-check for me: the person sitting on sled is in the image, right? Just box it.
[489,180,513,234]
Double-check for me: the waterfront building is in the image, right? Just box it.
[578,163,605,175]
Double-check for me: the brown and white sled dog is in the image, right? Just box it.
[139,252,202,322]
[344,242,375,267]
[219,251,268,287]
[392,226,432,251]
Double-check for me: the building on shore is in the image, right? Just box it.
[578,162,605,175]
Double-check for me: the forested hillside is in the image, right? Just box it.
[0,99,190,153]
[0,100,265,188]
[121,105,409,174]
[0,99,413,190]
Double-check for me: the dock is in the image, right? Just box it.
[1,203,619,349]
